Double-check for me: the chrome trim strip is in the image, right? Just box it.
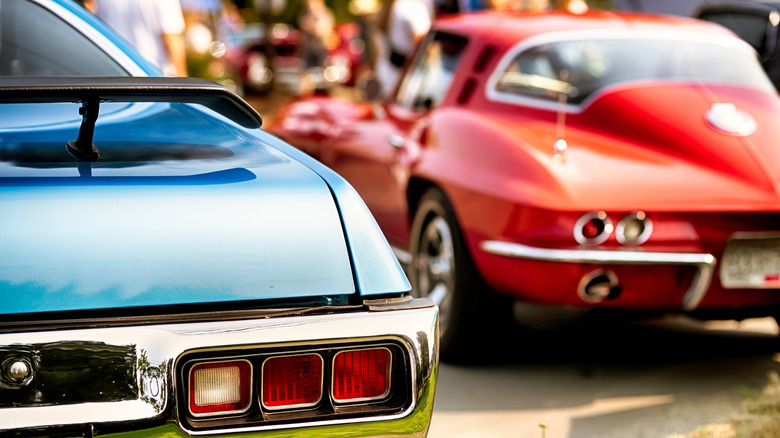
[480,240,716,311]
[0,301,438,437]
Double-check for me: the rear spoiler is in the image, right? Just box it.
[0,76,262,129]
[0,77,262,176]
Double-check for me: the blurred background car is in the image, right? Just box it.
[221,21,275,94]
[323,21,368,86]
[270,10,780,362]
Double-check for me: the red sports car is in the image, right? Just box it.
[270,10,780,360]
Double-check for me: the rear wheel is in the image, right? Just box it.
[409,188,511,361]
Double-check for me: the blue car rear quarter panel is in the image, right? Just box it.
[0,102,357,314]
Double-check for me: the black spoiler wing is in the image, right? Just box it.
[0,76,262,129]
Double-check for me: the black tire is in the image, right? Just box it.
[409,187,511,362]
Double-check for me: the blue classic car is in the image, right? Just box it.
[0,1,438,437]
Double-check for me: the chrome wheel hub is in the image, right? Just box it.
[415,217,455,333]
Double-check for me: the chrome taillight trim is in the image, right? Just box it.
[260,353,324,411]
[480,240,716,310]
[180,340,411,434]
[574,211,614,245]
[188,359,253,418]
[0,300,438,436]
[615,212,653,245]
[331,347,393,404]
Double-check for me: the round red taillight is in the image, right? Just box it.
[574,212,613,245]
[616,212,652,245]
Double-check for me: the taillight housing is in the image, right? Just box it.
[332,348,392,403]
[189,360,252,417]
[178,341,411,433]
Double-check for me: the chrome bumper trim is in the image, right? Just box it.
[480,240,717,311]
[0,301,438,437]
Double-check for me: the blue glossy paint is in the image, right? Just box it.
[0,103,357,314]
[261,134,412,296]
[0,1,411,315]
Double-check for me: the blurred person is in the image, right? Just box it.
[375,0,432,97]
[349,0,381,74]
[88,0,188,76]
[298,0,335,69]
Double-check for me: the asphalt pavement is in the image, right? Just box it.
[428,313,779,438]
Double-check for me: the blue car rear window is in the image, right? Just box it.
[0,0,127,76]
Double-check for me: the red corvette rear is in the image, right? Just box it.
[270,10,780,360]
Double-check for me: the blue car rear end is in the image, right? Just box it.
[0,2,438,436]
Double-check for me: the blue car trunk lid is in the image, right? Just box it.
[0,139,355,315]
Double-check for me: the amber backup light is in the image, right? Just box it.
[189,360,252,417]
[262,353,323,410]
[332,348,392,403]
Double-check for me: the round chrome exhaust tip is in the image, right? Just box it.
[578,270,622,303]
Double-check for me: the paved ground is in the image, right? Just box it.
[429,314,779,438]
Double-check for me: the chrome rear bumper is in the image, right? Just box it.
[0,299,438,437]
[480,240,716,310]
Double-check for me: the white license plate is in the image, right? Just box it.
[720,235,780,289]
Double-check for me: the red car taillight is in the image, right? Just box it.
[189,360,252,417]
[262,354,323,410]
[332,348,392,403]
[574,211,613,245]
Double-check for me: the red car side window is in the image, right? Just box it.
[395,32,468,111]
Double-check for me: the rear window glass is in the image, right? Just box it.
[0,0,127,76]
[0,102,260,180]
[494,37,774,105]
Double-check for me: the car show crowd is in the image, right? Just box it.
[76,0,600,98]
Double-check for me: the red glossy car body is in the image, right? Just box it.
[270,10,780,359]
